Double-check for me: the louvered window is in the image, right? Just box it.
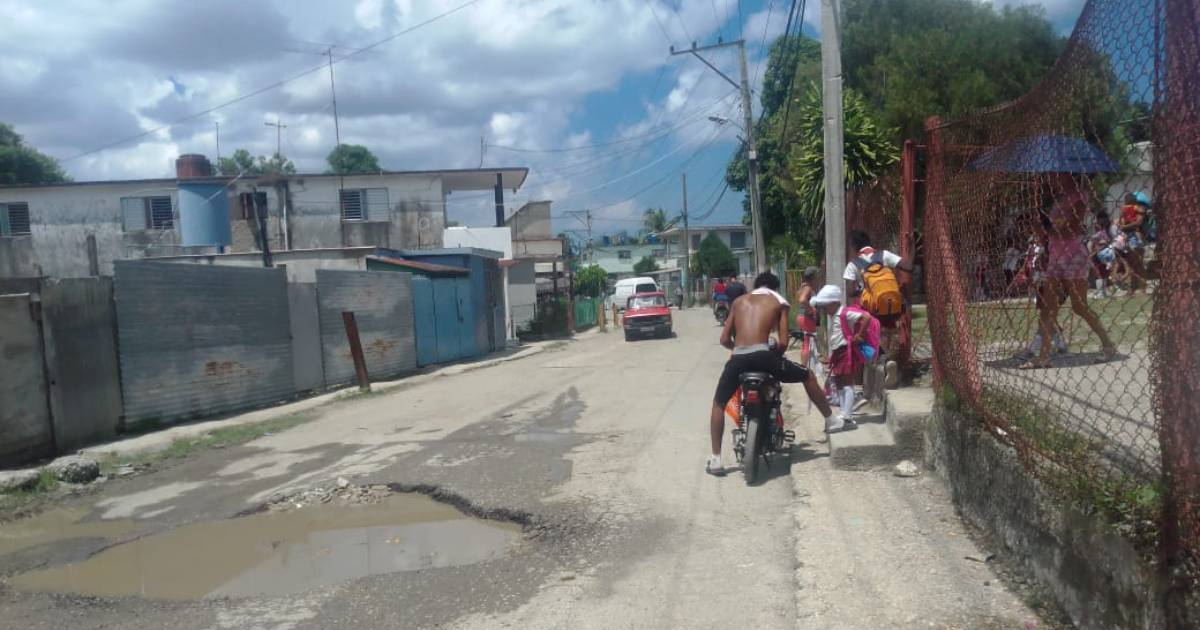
[1,202,31,236]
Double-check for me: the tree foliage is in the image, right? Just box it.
[217,149,296,176]
[326,144,381,174]
[574,264,608,297]
[0,123,69,185]
[786,83,900,221]
[633,255,658,275]
[726,0,1064,258]
[692,232,737,278]
[641,207,676,235]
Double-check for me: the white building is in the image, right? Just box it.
[658,224,754,278]
[0,154,528,279]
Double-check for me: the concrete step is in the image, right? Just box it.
[828,386,935,471]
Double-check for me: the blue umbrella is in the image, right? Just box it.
[968,134,1118,174]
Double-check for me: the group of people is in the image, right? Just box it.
[705,231,910,476]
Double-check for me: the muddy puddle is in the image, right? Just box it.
[6,493,520,600]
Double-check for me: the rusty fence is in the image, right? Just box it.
[916,0,1198,621]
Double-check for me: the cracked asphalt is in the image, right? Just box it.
[0,309,1053,629]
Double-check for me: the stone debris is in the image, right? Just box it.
[0,469,40,493]
[47,455,100,484]
[267,482,393,511]
[893,460,921,478]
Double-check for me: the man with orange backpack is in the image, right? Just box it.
[842,230,912,388]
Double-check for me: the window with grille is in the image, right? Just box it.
[340,187,389,221]
[120,196,174,231]
[729,231,746,249]
[1,202,31,236]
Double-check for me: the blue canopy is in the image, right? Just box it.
[968,134,1118,174]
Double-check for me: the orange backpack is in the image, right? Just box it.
[852,253,903,320]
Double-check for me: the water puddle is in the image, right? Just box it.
[8,493,520,600]
[0,507,138,557]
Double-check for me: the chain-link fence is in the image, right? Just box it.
[918,0,1197,618]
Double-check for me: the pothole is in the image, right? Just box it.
[6,486,521,601]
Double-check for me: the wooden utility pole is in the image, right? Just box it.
[671,39,766,272]
[341,311,370,392]
[265,120,287,157]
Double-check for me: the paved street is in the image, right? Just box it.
[0,309,1052,630]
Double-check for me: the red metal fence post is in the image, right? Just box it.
[1156,1,1200,625]
[898,140,917,370]
[341,311,371,392]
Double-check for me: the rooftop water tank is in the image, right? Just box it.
[178,182,231,248]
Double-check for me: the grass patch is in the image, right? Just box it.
[544,340,569,351]
[940,383,1163,551]
[0,469,62,515]
[98,413,313,476]
[962,292,1152,351]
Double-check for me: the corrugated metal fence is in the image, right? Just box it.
[114,261,295,424]
[315,269,417,387]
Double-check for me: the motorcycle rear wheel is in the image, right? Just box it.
[742,417,760,485]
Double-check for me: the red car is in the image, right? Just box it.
[623,292,673,341]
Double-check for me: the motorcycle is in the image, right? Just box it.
[728,371,795,484]
[713,300,729,324]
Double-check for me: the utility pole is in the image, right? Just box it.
[325,48,342,148]
[671,39,766,272]
[820,0,847,287]
[214,121,221,163]
[265,120,287,158]
[565,210,593,265]
[682,172,692,308]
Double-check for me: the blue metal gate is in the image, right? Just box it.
[411,277,437,367]
[433,278,461,363]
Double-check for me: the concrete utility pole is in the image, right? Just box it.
[681,172,692,308]
[214,121,221,162]
[566,210,593,265]
[820,0,847,287]
[671,39,767,273]
[265,120,287,158]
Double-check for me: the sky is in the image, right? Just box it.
[0,0,1086,239]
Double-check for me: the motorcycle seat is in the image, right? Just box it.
[739,372,772,387]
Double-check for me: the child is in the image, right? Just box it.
[810,284,875,433]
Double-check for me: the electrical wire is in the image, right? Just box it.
[670,0,694,44]
[59,0,483,163]
[646,0,675,44]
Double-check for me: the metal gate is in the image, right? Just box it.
[0,293,53,466]
[316,269,416,386]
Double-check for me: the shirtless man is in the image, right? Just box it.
[707,271,835,475]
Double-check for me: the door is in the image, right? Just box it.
[411,277,437,367]
[455,277,475,359]
[433,278,460,363]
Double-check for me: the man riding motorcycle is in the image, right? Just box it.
[706,272,835,476]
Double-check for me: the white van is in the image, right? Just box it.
[610,277,660,311]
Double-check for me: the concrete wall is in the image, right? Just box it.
[39,277,122,450]
[148,247,372,283]
[0,173,447,279]
[505,201,552,239]
[316,269,417,387]
[508,259,537,333]
[0,293,53,466]
[924,400,1177,630]
[114,261,295,424]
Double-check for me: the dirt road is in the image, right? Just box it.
[0,309,1054,629]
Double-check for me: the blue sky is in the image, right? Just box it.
[0,0,1085,238]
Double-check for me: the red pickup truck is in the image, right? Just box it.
[623,292,673,341]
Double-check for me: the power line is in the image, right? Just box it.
[710,0,724,39]
[647,0,674,43]
[778,0,809,148]
[752,0,777,90]
[670,1,694,43]
[60,0,482,163]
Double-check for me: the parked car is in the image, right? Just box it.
[623,292,673,341]
[609,277,659,312]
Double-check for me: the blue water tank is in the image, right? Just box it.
[178,182,232,247]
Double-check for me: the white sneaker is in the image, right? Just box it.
[825,417,845,433]
[705,456,725,476]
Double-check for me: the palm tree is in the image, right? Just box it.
[642,207,677,235]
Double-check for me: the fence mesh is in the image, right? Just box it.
[919,0,1197,614]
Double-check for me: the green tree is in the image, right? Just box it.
[326,144,381,174]
[574,264,608,297]
[633,255,658,275]
[217,149,296,176]
[786,83,900,222]
[0,123,69,185]
[693,232,737,278]
[641,207,676,234]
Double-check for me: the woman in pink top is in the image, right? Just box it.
[1021,175,1116,368]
